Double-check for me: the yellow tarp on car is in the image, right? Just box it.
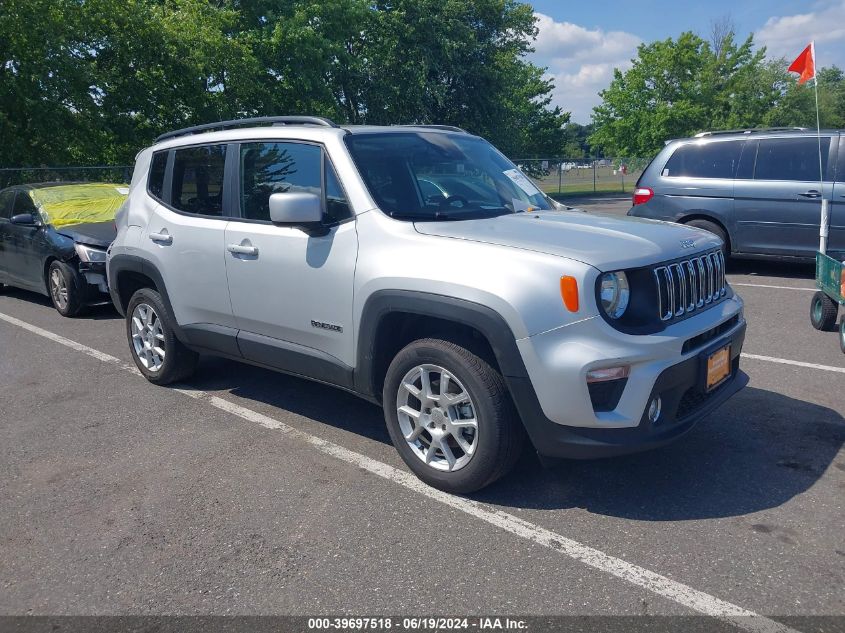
[29,183,129,228]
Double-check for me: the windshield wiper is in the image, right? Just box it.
[389,211,451,221]
[389,207,514,222]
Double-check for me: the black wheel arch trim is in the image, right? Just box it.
[354,289,541,428]
[108,254,186,341]
[355,290,529,396]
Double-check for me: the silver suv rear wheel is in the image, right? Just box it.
[125,287,198,385]
[130,303,166,372]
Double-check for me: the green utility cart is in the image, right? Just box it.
[809,199,845,353]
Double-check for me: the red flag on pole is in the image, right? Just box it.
[788,42,816,84]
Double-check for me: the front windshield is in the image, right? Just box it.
[345,132,553,220]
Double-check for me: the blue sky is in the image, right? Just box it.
[528,0,845,123]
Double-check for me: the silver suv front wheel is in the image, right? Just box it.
[397,364,478,472]
[383,338,524,494]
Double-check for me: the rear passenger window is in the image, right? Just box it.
[148,151,168,200]
[662,141,741,179]
[754,137,831,181]
[240,142,322,222]
[171,144,227,216]
[13,191,37,215]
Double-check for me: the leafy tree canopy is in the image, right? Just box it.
[0,0,568,166]
[589,28,845,157]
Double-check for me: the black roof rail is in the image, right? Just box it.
[693,127,808,138]
[393,124,468,134]
[154,116,338,143]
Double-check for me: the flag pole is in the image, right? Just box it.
[813,41,830,255]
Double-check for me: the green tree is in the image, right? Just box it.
[765,65,845,129]
[589,31,772,156]
[0,0,567,166]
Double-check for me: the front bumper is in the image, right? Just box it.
[77,261,110,303]
[510,319,747,459]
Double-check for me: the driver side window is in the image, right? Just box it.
[13,191,37,216]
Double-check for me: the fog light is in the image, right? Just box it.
[647,397,662,424]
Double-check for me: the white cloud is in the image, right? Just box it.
[756,1,845,61]
[529,12,641,124]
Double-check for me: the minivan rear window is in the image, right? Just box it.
[662,140,742,179]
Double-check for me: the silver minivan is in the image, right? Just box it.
[629,128,845,261]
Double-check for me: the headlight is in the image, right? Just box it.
[75,243,107,263]
[599,271,630,319]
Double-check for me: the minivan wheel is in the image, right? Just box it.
[684,219,730,258]
[810,291,838,331]
[126,288,198,385]
[47,260,86,317]
[382,338,524,494]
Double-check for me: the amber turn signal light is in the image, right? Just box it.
[560,276,579,312]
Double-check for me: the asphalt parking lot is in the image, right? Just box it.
[0,198,843,629]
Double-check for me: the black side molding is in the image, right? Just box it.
[237,330,354,390]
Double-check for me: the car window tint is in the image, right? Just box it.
[0,190,15,219]
[324,156,352,223]
[754,137,831,181]
[170,144,227,216]
[240,142,321,222]
[662,141,742,179]
[148,151,168,200]
[12,191,37,215]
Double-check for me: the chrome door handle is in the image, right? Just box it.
[227,243,258,256]
[798,190,821,198]
[149,232,172,244]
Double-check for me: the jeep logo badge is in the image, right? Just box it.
[680,239,696,249]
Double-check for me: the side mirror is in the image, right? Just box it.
[269,192,323,225]
[10,213,40,226]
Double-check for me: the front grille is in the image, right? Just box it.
[654,250,726,322]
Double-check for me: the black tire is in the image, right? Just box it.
[47,260,86,317]
[382,338,524,494]
[125,287,198,385]
[839,318,845,355]
[810,291,838,331]
[684,218,730,258]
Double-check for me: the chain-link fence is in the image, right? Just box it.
[0,166,132,189]
[0,158,649,198]
[514,158,651,196]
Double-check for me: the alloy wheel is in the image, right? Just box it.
[130,303,166,372]
[49,268,68,311]
[396,364,478,472]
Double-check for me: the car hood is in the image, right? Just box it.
[413,210,722,271]
[55,221,116,249]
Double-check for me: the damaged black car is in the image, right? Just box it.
[0,182,128,317]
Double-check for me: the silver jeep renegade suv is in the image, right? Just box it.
[107,116,747,493]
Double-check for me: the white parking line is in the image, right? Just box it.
[0,310,801,633]
[730,282,816,292]
[741,353,845,374]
